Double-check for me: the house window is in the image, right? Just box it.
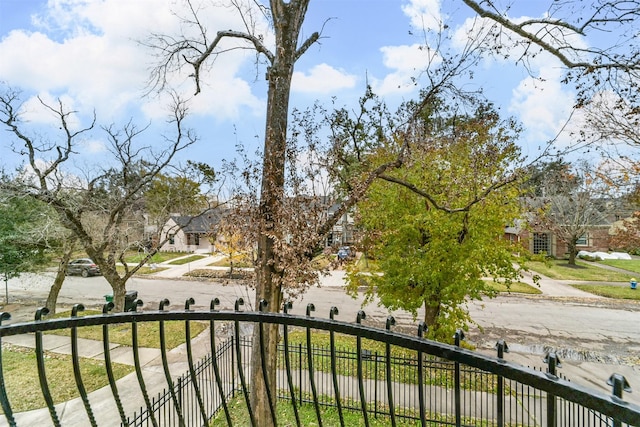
[533,233,549,255]
[576,234,588,246]
[169,234,175,245]
[194,233,200,245]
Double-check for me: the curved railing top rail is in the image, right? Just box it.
[0,302,639,426]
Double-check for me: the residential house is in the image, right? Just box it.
[160,208,224,253]
[324,202,356,248]
[520,197,635,257]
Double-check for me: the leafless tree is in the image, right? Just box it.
[0,88,199,311]
[528,160,611,265]
[463,0,640,166]
[463,0,640,105]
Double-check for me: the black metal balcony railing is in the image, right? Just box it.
[0,297,638,427]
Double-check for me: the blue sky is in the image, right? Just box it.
[0,0,581,177]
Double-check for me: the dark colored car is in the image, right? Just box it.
[67,258,101,277]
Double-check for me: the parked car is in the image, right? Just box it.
[66,258,101,277]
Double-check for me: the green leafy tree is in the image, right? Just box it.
[349,102,529,341]
[0,194,53,303]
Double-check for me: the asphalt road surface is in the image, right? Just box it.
[3,272,639,361]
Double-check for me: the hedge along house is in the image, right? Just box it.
[160,208,224,253]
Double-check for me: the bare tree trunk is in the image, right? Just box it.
[249,2,310,424]
[45,240,76,314]
[567,241,577,265]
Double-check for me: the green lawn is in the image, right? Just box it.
[209,394,473,426]
[527,260,630,282]
[486,281,541,294]
[1,345,133,413]
[598,259,640,274]
[48,310,208,349]
[116,265,168,275]
[209,253,253,268]
[123,251,191,264]
[168,254,207,265]
[570,284,640,300]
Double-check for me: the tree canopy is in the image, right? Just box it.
[349,100,529,340]
[0,193,54,301]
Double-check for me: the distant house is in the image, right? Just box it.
[324,202,356,248]
[159,209,224,253]
[519,197,635,257]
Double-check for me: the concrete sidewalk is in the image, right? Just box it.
[149,253,225,278]
[519,269,605,298]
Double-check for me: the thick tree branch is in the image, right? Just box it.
[462,0,640,72]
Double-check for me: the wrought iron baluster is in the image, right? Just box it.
[385,316,397,427]
[35,307,61,426]
[283,301,301,427]
[417,322,428,427]
[306,303,323,427]
[544,352,561,427]
[607,373,632,427]
[209,298,232,425]
[70,304,97,427]
[158,299,185,427]
[329,306,344,426]
[101,302,127,425]
[453,329,465,427]
[0,312,14,427]
[234,298,255,426]
[495,340,509,427]
[184,298,208,424]
[258,299,277,427]
[130,299,158,427]
[356,310,370,427]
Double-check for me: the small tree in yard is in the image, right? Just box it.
[0,89,199,311]
[609,210,640,254]
[214,212,253,278]
[0,193,53,304]
[349,100,529,341]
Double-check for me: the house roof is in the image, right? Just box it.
[171,208,224,233]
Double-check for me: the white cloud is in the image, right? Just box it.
[509,62,577,151]
[372,44,440,96]
[82,138,107,154]
[401,0,443,31]
[0,0,267,123]
[292,64,357,95]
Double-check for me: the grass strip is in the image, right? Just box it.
[527,260,630,282]
[571,284,640,300]
[209,394,489,426]
[168,255,207,265]
[598,259,640,274]
[1,344,134,413]
[48,310,208,349]
[486,281,541,294]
